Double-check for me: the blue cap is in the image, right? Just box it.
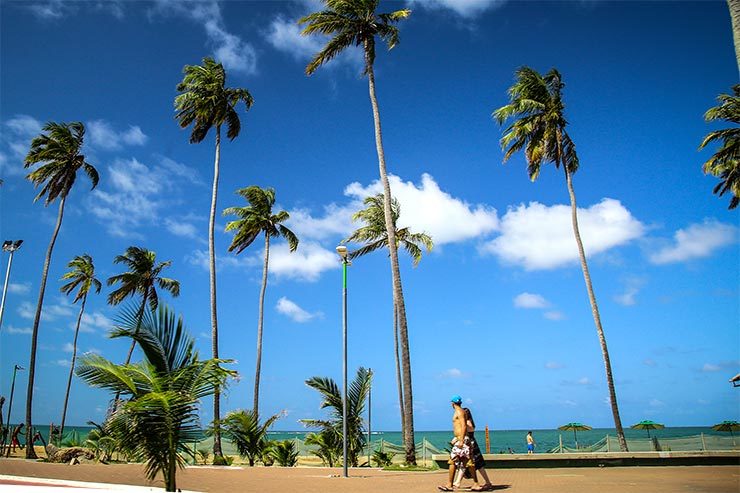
[451,395,462,404]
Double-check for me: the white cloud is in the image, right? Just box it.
[643,358,657,367]
[8,282,31,294]
[276,297,321,323]
[613,276,646,306]
[18,298,74,322]
[287,203,356,242]
[2,114,42,176]
[649,219,738,265]
[543,311,565,321]
[345,173,499,245]
[87,120,148,150]
[89,157,201,238]
[578,377,590,385]
[165,219,200,240]
[269,241,339,281]
[481,198,644,270]
[702,363,720,372]
[53,359,71,368]
[78,311,112,333]
[407,0,504,18]
[265,16,363,72]
[26,1,125,20]
[649,398,665,408]
[63,342,74,352]
[152,1,257,74]
[441,368,467,378]
[513,292,549,309]
[545,361,564,370]
[6,325,32,335]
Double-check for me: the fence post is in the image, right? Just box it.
[559,434,563,453]
[606,434,610,453]
[701,433,706,451]
[485,426,490,454]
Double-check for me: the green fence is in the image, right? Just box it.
[546,434,738,453]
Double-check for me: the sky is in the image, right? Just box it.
[0,0,738,433]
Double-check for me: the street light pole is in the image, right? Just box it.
[336,245,349,478]
[368,368,372,468]
[0,240,24,334]
[3,364,24,456]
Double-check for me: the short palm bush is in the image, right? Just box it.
[76,305,233,492]
[218,409,282,466]
[269,440,298,467]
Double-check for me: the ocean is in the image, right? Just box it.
[25,425,733,455]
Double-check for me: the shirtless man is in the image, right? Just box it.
[438,395,480,492]
[527,431,536,454]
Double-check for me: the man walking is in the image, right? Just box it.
[438,395,481,492]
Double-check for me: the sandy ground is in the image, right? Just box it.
[0,460,738,493]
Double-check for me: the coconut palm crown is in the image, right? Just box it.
[175,57,253,143]
[25,121,99,203]
[107,246,180,311]
[61,254,102,303]
[299,0,410,75]
[345,193,432,266]
[699,84,740,209]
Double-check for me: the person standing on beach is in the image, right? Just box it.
[454,407,493,491]
[438,395,481,492]
[526,431,536,454]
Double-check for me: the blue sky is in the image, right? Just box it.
[0,0,737,433]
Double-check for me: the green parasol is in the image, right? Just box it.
[558,422,592,449]
[711,420,739,445]
[630,420,664,438]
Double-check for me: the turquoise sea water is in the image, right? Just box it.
[24,425,734,455]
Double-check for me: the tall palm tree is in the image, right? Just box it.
[493,67,628,452]
[343,193,432,439]
[699,84,740,209]
[300,0,417,465]
[223,186,299,416]
[59,254,102,443]
[107,246,180,367]
[300,367,372,467]
[76,305,234,492]
[23,121,99,458]
[175,57,253,462]
[729,0,740,75]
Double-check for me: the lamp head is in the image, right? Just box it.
[2,241,11,251]
[13,240,23,248]
[335,245,348,259]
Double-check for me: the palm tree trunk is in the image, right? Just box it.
[393,302,406,437]
[728,0,740,76]
[60,293,86,443]
[25,196,66,459]
[254,233,270,416]
[565,168,628,452]
[211,126,224,461]
[365,48,416,465]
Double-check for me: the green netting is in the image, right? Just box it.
[546,434,739,453]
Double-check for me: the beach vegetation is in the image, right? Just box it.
[223,186,299,416]
[344,193,432,441]
[305,428,341,467]
[85,420,118,462]
[76,305,233,491]
[269,440,299,467]
[23,121,99,459]
[300,0,417,465]
[175,56,253,463]
[699,84,740,209]
[493,66,629,452]
[371,448,395,467]
[59,254,102,444]
[218,409,282,467]
[301,366,372,467]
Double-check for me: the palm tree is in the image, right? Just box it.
[107,246,180,367]
[58,254,102,444]
[175,57,253,462]
[343,193,432,440]
[219,409,281,466]
[304,428,341,466]
[493,67,628,452]
[300,0,417,465]
[729,0,740,75]
[301,367,372,467]
[23,121,99,458]
[699,84,740,209]
[223,186,299,416]
[76,305,233,492]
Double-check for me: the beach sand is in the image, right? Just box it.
[0,459,738,492]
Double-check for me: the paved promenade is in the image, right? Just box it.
[0,461,738,492]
